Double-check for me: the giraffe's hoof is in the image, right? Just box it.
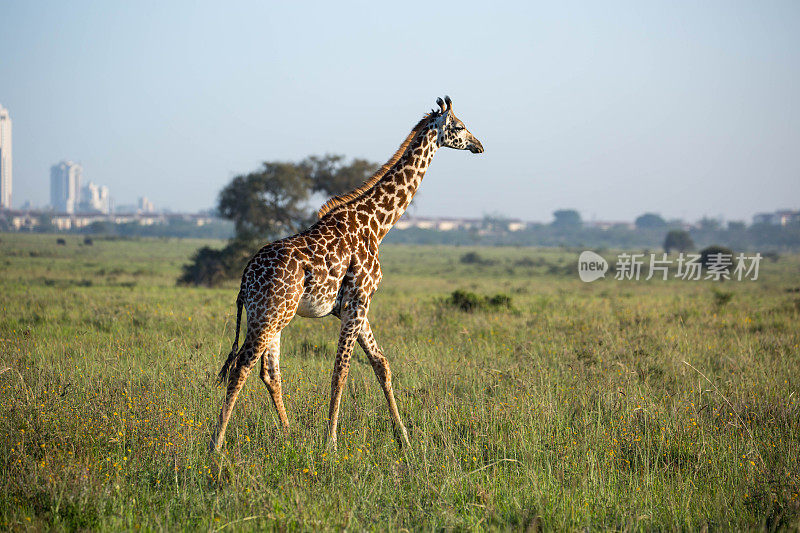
[393,425,411,450]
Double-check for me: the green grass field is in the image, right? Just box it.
[1,233,799,530]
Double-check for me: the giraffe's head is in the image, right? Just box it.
[434,96,484,154]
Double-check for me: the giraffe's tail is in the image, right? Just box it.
[217,289,244,384]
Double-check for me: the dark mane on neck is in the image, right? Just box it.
[317,112,435,219]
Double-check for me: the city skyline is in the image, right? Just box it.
[3,140,796,225]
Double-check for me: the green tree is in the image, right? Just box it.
[698,217,721,231]
[217,162,313,242]
[304,154,378,199]
[727,221,746,231]
[552,209,582,229]
[482,212,512,233]
[635,212,666,229]
[663,229,694,253]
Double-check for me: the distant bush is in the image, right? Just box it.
[547,263,573,276]
[697,245,735,281]
[447,290,484,312]
[460,252,495,266]
[178,246,228,287]
[514,257,539,267]
[178,238,256,287]
[445,290,512,312]
[699,245,734,268]
[487,293,512,308]
[711,288,734,308]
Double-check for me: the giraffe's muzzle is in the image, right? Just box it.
[468,137,484,154]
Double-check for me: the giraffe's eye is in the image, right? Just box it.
[453,125,464,131]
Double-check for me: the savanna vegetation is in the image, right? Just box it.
[1,233,799,530]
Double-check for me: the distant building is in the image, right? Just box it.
[394,216,483,231]
[138,196,155,214]
[391,216,531,232]
[2,209,221,231]
[50,161,83,213]
[0,104,11,209]
[753,210,800,226]
[586,220,636,231]
[80,181,111,214]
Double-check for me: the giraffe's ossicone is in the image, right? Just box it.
[210,96,484,452]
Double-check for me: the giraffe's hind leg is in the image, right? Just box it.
[358,319,411,449]
[260,332,289,430]
[210,328,273,451]
[211,276,302,450]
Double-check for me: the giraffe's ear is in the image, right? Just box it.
[436,97,447,114]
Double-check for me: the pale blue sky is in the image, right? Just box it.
[1,1,798,222]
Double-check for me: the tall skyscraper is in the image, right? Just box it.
[0,104,11,209]
[50,161,83,213]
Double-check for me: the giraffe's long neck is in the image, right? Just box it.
[358,124,440,242]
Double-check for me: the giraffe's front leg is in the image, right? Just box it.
[358,319,411,450]
[326,303,366,450]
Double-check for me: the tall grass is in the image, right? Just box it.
[1,234,798,530]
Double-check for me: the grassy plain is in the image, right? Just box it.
[1,233,799,530]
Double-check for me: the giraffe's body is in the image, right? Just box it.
[211,97,483,451]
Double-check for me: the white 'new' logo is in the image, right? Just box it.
[578,251,608,282]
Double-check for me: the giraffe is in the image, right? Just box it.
[210,96,484,451]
